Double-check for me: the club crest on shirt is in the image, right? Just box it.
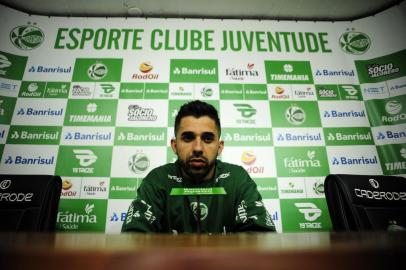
[190,202,208,221]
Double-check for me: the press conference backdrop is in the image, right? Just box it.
[0,4,405,233]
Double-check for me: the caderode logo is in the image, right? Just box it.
[0,179,11,190]
[10,25,45,50]
[339,31,371,55]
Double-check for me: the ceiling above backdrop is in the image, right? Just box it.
[0,0,405,21]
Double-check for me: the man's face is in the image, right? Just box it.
[171,116,224,182]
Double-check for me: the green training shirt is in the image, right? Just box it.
[122,160,276,233]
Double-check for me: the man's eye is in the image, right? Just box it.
[202,134,214,143]
[181,133,195,142]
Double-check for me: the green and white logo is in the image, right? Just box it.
[56,146,112,176]
[57,200,107,232]
[128,152,150,174]
[365,96,406,126]
[170,59,218,83]
[115,127,166,146]
[324,127,373,145]
[254,178,278,199]
[270,101,321,127]
[109,178,140,199]
[7,126,61,145]
[222,128,272,146]
[72,58,122,82]
[265,61,313,84]
[285,105,305,125]
[0,51,28,80]
[220,84,244,100]
[88,63,108,80]
[10,25,45,50]
[19,81,46,98]
[280,199,331,232]
[64,99,117,126]
[339,31,371,55]
[275,147,329,177]
[377,144,406,175]
[0,97,16,124]
[190,202,208,221]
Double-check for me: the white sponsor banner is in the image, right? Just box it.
[312,63,357,84]
[372,123,406,145]
[60,177,81,199]
[388,76,406,98]
[24,60,73,81]
[319,101,370,127]
[291,85,317,101]
[105,199,133,234]
[221,146,276,177]
[69,83,94,99]
[0,144,58,174]
[277,177,306,199]
[361,82,389,100]
[0,78,21,97]
[220,100,271,128]
[12,98,66,126]
[0,124,9,144]
[219,60,265,83]
[80,177,110,199]
[273,127,324,146]
[116,99,168,127]
[263,199,282,233]
[122,58,169,83]
[326,145,383,174]
[268,84,293,100]
[61,126,114,146]
[111,146,167,178]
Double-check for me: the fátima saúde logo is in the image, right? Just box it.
[10,25,45,50]
[339,31,371,55]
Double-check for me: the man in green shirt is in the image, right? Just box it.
[122,100,275,233]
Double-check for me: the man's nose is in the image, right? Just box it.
[192,137,203,151]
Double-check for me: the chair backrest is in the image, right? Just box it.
[0,175,62,232]
[325,174,406,231]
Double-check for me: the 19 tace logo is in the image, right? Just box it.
[10,25,45,50]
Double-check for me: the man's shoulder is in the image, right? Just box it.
[144,162,178,183]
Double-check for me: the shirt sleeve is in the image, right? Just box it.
[121,171,165,233]
[234,170,276,232]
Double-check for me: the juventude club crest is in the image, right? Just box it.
[339,31,371,55]
[10,25,45,50]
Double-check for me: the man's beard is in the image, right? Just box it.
[178,155,215,182]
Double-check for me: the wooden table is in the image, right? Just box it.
[0,232,405,270]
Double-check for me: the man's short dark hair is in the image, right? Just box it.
[174,100,221,137]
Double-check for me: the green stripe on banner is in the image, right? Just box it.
[170,187,227,196]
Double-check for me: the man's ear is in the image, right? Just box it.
[217,140,224,156]
[170,138,177,154]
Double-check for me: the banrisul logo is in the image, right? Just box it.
[109,178,139,199]
[275,147,329,177]
[377,144,406,175]
[7,126,61,145]
[270,101,321,127]
[64,100,117,126]
[222,128,272,146]
[57,200,107,231]
[265,61,313,84]
[170,59,218,83]
[56,146,112,177]
[324,127,373,146]
[115,127,166,146]
[10,25,44,50]
[339,31,370,55]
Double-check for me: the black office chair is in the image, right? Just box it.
[0,175,62,232]
[324,174,406,231]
